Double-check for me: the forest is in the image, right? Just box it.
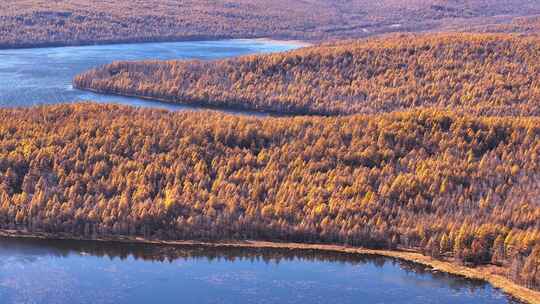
[0,103,539,289]
[75,33,540,116]
[1,0,540,48]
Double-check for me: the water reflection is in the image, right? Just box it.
[0,237,521,304]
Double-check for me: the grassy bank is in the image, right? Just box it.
[0,229,537,304]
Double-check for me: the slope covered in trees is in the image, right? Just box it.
[2,0,540,49]
[1,103,539,289]
[74,33,540,116]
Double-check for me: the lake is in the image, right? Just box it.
[0,39,301,112]
[0,237,520,304]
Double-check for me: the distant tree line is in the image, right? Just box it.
[1,0,539,48]
[0,104,539,289]
[471,15,540,34]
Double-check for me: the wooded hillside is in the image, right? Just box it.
[75,33,540,116]
[2,0,540,48]
[1,103,539,289]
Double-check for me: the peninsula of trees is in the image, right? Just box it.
[1,103,539,290]
[1,0,540,49]
[74,33,540,116]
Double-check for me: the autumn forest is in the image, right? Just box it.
[2,1,540,303]
[1,103,539,290]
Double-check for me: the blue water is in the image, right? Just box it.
[0,238,520,304]
[0,39,301,112]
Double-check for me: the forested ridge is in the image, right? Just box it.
[2,0,540,49]
[74,33,540,116]
[1,104,539,289]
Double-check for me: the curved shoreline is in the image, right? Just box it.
[73,86,331,117]
[0,229,537,304]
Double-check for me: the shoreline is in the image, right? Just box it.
[0,36,312,51]
[0,229,538,304]
[72,86,332,117]
[246,38,313,47]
